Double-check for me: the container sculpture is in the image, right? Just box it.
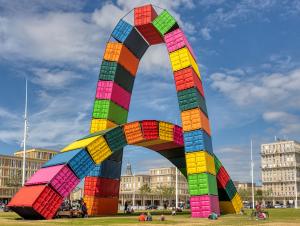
[8,4,242,219]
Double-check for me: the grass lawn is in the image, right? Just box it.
[0,209,300,226]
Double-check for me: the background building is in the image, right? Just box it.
[0,148,57,203]
[261,140,300,206]
[119,164,189,208]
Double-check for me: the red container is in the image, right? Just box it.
[164,28,196,59]
[141,120,159,140]
[148,141,182,151]
[25,164,79,198]
[173,125,183,145]
[134,4,163,45]
[190,195,220,218]
[96,80,131,110]
[8,185,62,219]
[84,177,120,197]
[174,67,205,96]
[217,166,230,189]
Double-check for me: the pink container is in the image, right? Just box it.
[96,80,131,110]
[25,164,80,198]
[164,28,196,59]
[190,195,220,218]
[173,125,183,145]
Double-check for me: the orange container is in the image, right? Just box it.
[123,121,144,144]
[181,108,211,135]
[103,42,139,75]
[84,195,118,216]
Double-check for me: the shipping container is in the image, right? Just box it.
[84,195,118,216]
[173,67,204,95]
[84,177,120,197]
[123,121,144,144]
[177,87,207,114]
[173,125,183,145]
[216,166,230,189]
[183,129,213,153]
[92,99,128,125]
[225,179,237,200]
[232,193,243,213]
[159,121,174,141]
[158,147,185,160]
[169,47,200,77]
[103,126,127,152]
[190,195,220,218]
[61,135,100,152]
[96,80,131,110]
[213,154,222,174]
[87,136,113,164]
[181,108,211,135]
[185,151,216,175]
[88,159,122,179]
[103,42,139,75]
[152,10,178,35]
[134,4,163,45]
[99,60,135,93]
[141,120,159,140]
[218,188,230,201]
[112,19,149,59]
[147,141,182,151]
[169,156,186,169]
[90,119,117,134]
[219,201,235,214]
[164,28,196,59]
[8,185,62,219]
[25,164,79,198]
[42,149,94,180]
[188,173,218,196]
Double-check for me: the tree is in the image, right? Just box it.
[156,185,175,206]
[139,184,151,206]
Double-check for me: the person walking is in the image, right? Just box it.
[124,201,128,214]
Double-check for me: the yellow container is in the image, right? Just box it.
[87,136,112,164]
[61,135,100,152]
[169,47,201,78]
[232,193,243,213]
[219,201,235,214]
[159,121,174,141]
[185,151,216,175]
[90,119,117,133]
[181,108,211,135]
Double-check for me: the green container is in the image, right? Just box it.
[99,60,135,93]
[225,179,237,200]
[213,154,222,174]
[77,128,113,141]
[92,99,128,125]
[188,173,218,196]
[177,88,207,115]
[104,126,127,152]
[152,10,177,35]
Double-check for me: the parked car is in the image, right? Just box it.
[146,205,158,210]
[274,204,286,208]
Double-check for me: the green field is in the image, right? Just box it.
[0,209,300,226]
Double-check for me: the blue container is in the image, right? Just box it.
[112,19,132,43]
[111,19,149,59]
[88,159,122,179]
[177,88,207,115]
[183,129,213,153]
[104,127,127,152]
[42,149,95,179]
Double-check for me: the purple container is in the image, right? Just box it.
[164,28,196,59]
[190,195,220,218]
[25,164,80,198]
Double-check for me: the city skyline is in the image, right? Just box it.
[1,0,300,183]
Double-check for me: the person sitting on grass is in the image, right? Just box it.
[160,214,165,221]
[146,212,152,221]
[138,212,146,221]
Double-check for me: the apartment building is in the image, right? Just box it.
[0,149,57,203]
[261,140,300,206]
[119,164,189,207]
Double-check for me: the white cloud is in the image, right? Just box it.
[200,27,211,40]
[31,68,84,89]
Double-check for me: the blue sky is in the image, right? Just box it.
[1,0,300,184]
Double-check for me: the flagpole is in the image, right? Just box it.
[251,139,255,209]
[175,167,178,209]
[21,79,28,186]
